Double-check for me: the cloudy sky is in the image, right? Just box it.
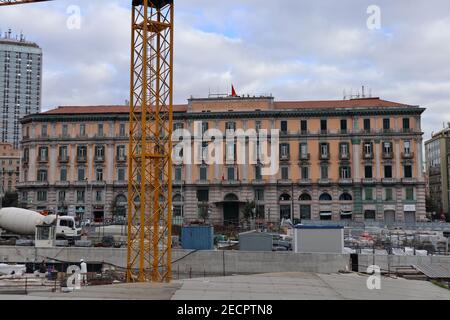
[1,0,450,139]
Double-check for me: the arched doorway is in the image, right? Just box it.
[339,192,353,220]
[319,192,333,220]
[319,193,332,201]
[339,193,352,201]
[279,193,292,220]
[364,210,376,221]
[115,194,127,219]
[384,210,395,225]
[173,193,184,225]
[223,193,240,225]
[299,193,312,220]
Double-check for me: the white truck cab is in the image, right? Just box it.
[55,216,81,239]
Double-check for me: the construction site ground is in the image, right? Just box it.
[0,272,449,300]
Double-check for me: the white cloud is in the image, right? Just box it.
[0,0,449,139]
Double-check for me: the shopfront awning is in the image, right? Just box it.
[319,211,332,217]
[340,210,353,216]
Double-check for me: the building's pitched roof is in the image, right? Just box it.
[274,97,411,110]
[40,97,416,116]
[42,105,188,115]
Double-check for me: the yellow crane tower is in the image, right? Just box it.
[0,0,174,283]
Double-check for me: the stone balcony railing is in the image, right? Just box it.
[318,178,331,185]
[402,178,417,184]
[361,178,377,185]
[298,179,312,185]
[77,156,87,163]
[401,152,415,159]
[382,178,398,184]
[339,178,353,185]
[252,179,266,185]
[299,153,310,161]
[382,153,394,159]
[339,153,350,161]
[277,179,293,185]
[58,156,69,163]
[221,180,241,186]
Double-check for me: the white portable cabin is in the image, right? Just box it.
[293,225,344,254]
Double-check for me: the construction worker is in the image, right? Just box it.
[80,259,87,286]
[39,259,47,277]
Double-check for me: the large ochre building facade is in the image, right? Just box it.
[18,96,426,224]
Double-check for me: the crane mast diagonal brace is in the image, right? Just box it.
[0,0,175,283]
[127,0,174,283]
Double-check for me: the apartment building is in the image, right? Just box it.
[19,106,131,221]
[0,33,42,149]
[425,125,450,218]
[18,96,426,224]
[0,142,20,199]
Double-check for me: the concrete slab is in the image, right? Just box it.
[0,282,182,300]
[1,272,449,300]
[171,272,450,300]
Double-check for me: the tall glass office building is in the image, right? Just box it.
[0,32,42,149]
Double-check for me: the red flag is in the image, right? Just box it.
[231,84,237,97]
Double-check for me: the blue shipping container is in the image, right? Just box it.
[181,225,214,250]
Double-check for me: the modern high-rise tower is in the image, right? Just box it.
[0,30,42,149]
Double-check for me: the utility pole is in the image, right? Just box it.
[291,182,294,223]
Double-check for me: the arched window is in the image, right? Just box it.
[224,193,239,201]
[319,193,332,201]
[339,193,352,201]
[299,193,312,201]
[279,193,291,201]
[116,194,127,204]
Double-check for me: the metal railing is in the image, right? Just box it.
[301,220,450,230]
[0,276,59,295]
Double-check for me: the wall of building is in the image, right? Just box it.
[19,117,129,220]
[0,143,20,198]
[18,97,426,224]
[425,128,450,216]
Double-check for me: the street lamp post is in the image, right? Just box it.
[291,182,294,223]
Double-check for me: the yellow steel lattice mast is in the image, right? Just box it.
[127,0,174,283]
[0,0,174,283]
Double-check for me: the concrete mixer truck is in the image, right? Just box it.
[0,207,81,243]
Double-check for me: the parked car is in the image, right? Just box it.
[80,219,91,227]
[271,234,292,251]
